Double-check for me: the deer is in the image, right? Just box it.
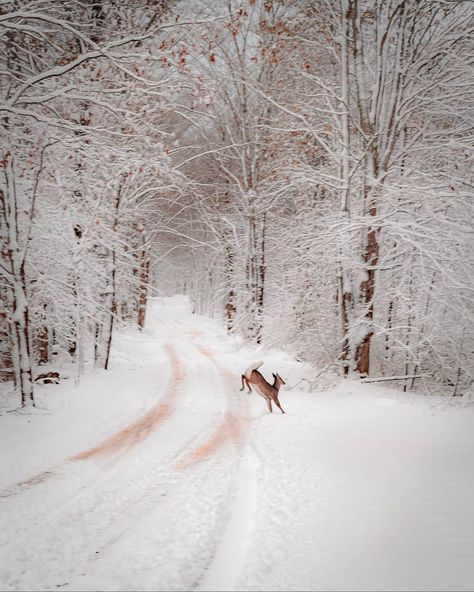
[240,361,286,414]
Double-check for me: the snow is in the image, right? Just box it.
[1,295,474,591]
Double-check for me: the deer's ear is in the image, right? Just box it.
[272,372,277,378]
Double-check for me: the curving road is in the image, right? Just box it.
[2,297,474,591]
[0,311,256,591]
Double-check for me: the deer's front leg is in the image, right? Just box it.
[274,396,285,414]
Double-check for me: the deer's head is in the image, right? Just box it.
[272,373,286,390]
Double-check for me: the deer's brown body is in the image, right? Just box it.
[240,362,285,413]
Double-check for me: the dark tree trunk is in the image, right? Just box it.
[338,274,352,377]
[36,325,49,365]
[104,251,117,371]
[1,157,35,406]
[255,213,266,344]
[103,175,125,370]
[224,243,236,333]
[137,241,150,330]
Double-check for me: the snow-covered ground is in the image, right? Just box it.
[1,296,474,591]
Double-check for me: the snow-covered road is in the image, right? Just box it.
[1,296,474,591]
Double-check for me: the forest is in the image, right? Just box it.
[1,0,473,407]
[2,3,474,591]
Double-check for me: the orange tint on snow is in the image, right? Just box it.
[0,344,183,497]
[175,414,243,469]
[175,345,249,470]
[71,343,183,461]
[196,345,214,358]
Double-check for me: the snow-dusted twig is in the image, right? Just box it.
[360,375,431,384]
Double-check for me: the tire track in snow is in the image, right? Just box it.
[195,445,260,592]
[172,343,257,591]
[0,343,182,498]
[71,343,183,460]
[33,340,245,592]
[1,331,252,591]
[71,341,254,592]
[175,345,249,470]
[0,342,204,590]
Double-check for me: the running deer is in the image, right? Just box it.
[240,361,286,414]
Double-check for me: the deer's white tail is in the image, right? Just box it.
[244,360,264,380]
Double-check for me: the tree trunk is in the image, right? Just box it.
[13,282,35,407]
[103,174,125,370]
[224,242,236,333]
[36,325,49,365]
[245,213,265,343]
[72,226,85,385]
[256,213,266,344]
[94,321,100,364]
[356,215,379,376]
[1,155,35,406]
[137,229,150,331]
[338,0,354,376]
[104,249,117,371]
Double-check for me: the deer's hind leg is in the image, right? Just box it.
[240,375,252,393]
